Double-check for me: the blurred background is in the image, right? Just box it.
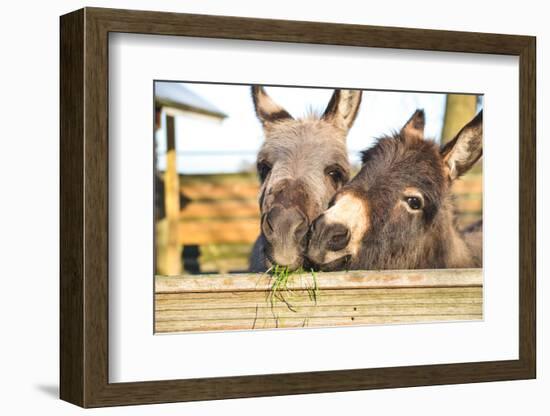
[154,82,483,276]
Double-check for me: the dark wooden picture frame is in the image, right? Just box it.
[60,7,536,408]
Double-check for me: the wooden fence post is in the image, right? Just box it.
[441,94,478,143]
[160,114,182,275]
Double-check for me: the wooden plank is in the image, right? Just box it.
[156,287,483,310]
[176,218,260,245]
[157,303,482,321]
[456,212,482,220]
[452,177,482,195]
[157,299,483,313]
[156,268,483,293]
[158,217,260,246]
[156,314,482,333]
[180,200,259,220]
[155,270,483,333]
[157,286,482,300]
[455,198,482,213]
[180,182,259,200]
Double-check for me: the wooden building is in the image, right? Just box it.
[154,82,227,275]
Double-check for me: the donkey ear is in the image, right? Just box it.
[251,86,293,127]
[322,89,362,132]
[400,109,425,141]
[440,110,483,181]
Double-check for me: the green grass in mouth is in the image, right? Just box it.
[266,265,319,313]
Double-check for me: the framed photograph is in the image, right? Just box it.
[60,7,536,407]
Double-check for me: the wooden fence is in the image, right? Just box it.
[177,176,260,245]
[452,172,483,228]
[155,268,483,333]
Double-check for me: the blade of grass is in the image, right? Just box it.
[266,265,321,315]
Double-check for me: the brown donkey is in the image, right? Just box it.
[307,109,483,271]
[249,86,362,272]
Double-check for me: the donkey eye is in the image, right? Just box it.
[405,196,422,210]
[257,161,272,182]
[327,170,343,186]
[325,166,346,188]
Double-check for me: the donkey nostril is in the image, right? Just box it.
[265,214,275,232]
[294,218,308,243]
[327,227,351,252]
[264,208,280,234]
[310,214,324,234]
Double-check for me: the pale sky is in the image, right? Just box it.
[156,83,452,174]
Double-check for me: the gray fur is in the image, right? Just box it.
[249,87,362,271]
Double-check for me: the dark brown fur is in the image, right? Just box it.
[307,109,483,271]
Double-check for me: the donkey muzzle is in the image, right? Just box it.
[306,215,351,269]
[261,205,308,269]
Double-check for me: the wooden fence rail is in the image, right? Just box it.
[155,268,483,333]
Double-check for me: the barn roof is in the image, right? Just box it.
[154,82,227,119]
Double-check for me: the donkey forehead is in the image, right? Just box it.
[357,136,444,186]
[258,120,349,167]
[349,138,446,201]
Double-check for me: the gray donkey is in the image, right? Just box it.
[249,86,362,272]
[307,109,483,271]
